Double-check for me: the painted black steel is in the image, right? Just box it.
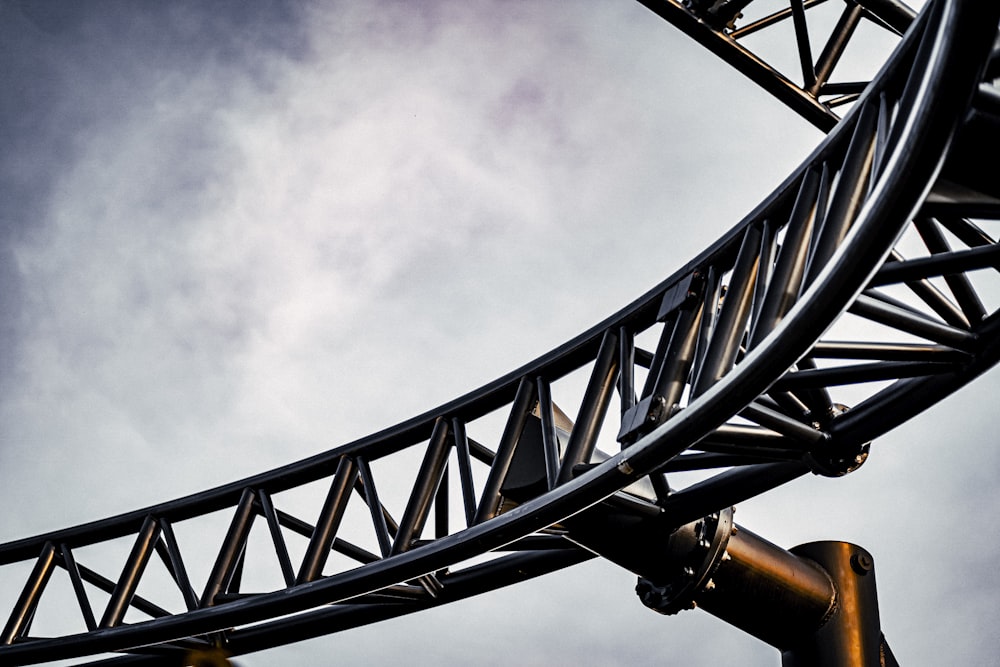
[556,330,619,484]
[693,225,762,396]
[473,377,536,523]
[750,169,820,347]
[100,517,161,629]
[61,544,98,631]
[392,420,450,555]
[199,490,256,609]
[297,457,358,582]
[2,0,1000,664]
[535,378,562,490]
[1,543,56,645]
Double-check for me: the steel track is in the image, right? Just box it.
[3,0,1000,663]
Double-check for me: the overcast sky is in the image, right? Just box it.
[1,0,997,665]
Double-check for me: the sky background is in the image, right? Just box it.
[1,0,998,665]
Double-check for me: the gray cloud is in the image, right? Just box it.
[1,1,994,665]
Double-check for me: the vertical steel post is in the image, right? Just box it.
[691,225,762,397]
[652,301,704,410]
[391,419,450,555]
[619,326,636,415]
[434,466,450,539]
[750,168,820,348]
[474,378,536,523]
[781,542,886,667]
[201,489,257,607]
[805,99,878,284]
[536,377,562,491]
[557,331,619,484]
[157,517,200,612]
[100,516,161,628]
[451,419,479,528]
[1,542,57,645]
[60,544,97,631]
[297,457,359,583]
[356,457,394,558]
[257,491,296,589]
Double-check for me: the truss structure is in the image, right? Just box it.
[2,0,999,664]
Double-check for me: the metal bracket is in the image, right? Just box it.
[617,395,672,443]
[635,507,734,615]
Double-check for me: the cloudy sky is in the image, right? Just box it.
[1,0,997,665]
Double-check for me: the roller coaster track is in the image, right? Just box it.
[3,0,1000,664]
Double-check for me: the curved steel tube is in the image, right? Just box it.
[2,0,999,662]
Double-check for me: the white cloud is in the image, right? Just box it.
[4,1,993,665]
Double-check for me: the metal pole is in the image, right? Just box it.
[558,490,892,667]
[781,542,886,667]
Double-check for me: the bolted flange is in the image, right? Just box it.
[806,404,871,477]
[635,507,734,615]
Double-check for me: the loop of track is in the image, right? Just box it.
[3,1,999,663]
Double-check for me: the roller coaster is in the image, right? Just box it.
[3,0,999,664]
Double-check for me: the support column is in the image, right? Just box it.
[781,542,889,667]
[558,495,896,666]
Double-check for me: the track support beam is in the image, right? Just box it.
[562,497,896,666]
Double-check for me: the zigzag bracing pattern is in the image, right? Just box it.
[1,1,999,664]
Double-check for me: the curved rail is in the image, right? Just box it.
[639,0,918,129]
[2,0,999,663]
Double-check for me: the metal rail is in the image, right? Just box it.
[638,0,917,130]
[2,0,999,663]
